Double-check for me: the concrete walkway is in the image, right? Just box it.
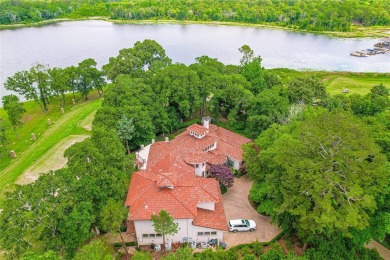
[222,175,281,248]
[366,240,390,260]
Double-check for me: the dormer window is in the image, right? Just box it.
[195,164,199,168]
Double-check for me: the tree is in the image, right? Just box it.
[288,76,326,104]
[246,88,289,138]
[151,210,178,245]
[5,64,51,112]
[48,67,67,106]
[73,240,113,260]
[64,65,79,99]
[209,165,235,188]
[103,39,171,81]
[244,109,389,249]
[117,115,135,154]
[101,199,129,259]
[77,58,104,99]
[0,118,11,157]
[2,94,25,138]
[29,64,50,111]
[239,44,254,66]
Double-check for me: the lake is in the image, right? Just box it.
[1,20,389,99]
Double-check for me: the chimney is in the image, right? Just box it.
[202,116,211,129]
[152,139,155,144]
[165,137,169,142]
[141,144,145,150]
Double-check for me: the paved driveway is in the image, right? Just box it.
[222,175,281,248]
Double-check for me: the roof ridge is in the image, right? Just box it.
[129,187,161,218]
[200,179,220,201]
[168,189,197,217]
[128,179,155,204]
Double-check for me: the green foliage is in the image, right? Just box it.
[0,117,11,157]
[103,39,171,81]
[0,127,131,258]
[73,239,113,260]
[3,0,390,33]
[132,251,153,260]
[151,210,179,244]
[245,109,389,243]
[21,250,61,260]
[101,198,127,233]
[2,94,26,138]
[117,114,135,154]
[288,76,326,104]
[304,234,382,260]
[163,246,194,260]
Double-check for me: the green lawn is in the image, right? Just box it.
[270,69,390,95]
[323,73,390,95]
[0,92,101,200]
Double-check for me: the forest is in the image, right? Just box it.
[0,40,389,259]
[1,0,390,32]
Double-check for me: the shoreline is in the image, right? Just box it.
[1,17,389,39]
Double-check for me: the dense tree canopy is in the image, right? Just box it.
[1,0,390,33]
[1,39,389,259]
[245,109,389,251]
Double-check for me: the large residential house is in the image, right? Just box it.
[125,117,251,245]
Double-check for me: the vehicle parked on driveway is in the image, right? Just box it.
[228,219,256,232]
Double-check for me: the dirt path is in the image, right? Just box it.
[16,135,89,185]
[366,240,390,260]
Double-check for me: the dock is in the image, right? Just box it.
[350,37,390,57]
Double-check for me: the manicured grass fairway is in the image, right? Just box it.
[0,93,101,200]
[324,74,390,95]
[271,69,390,95]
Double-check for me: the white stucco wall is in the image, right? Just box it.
[197,202,215,211]
[134,219,224,245]
[228,157,240,170]
[194,162,206,177]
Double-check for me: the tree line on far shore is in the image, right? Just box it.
[0,40,389,259]
[1,0,390,32]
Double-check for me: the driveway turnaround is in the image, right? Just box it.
[222,175,281,248]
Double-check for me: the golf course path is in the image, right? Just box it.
[0,99,101,193]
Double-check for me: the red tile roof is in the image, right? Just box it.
[127,122,251,231]
[183,151,209,164]
[187,124,208,135]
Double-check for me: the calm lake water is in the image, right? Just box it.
[0,20,389,99]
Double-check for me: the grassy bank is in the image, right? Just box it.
[0,92,101,200]
[271,69,390,95]
[1,17,389,38]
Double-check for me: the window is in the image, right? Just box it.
[198,231,217,236]
[227,158,234,167]
[195,164,199,168]
[202,163,205,166]
[142,233,162,238]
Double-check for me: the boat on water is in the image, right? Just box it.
[351,37,390,57]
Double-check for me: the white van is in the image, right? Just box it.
[228,219,256,233]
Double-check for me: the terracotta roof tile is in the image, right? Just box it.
[126,122,251,232]
[187,124,208,135]
[183,151,209,164]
